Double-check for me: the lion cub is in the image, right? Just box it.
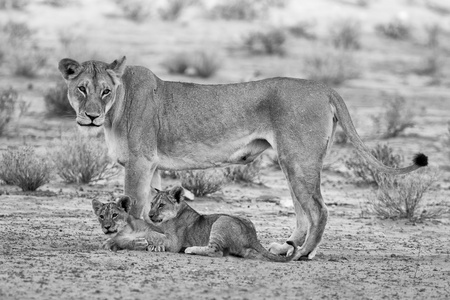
[92,197,165,251]
[148,186,297,262]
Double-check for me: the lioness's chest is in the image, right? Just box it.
[104,128,128,165]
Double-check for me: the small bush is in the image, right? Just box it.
[2,21,33,41]
[244,28,286,55]
[162,52,191,74]
[288,21,316,40]
[329,19,361,50]
[115,0,151,22]
[375,19,411,40]
[191,51,221,78]
[179,170,225,197]
[159,0,195,21]
[210,0,261,20]
[303,48,358,85]
[372,95,415,139]
[52,133,119,184]
[44,81,75,117]
[346,144,403,186]
[371,169,444,221]
[0,0,29,10]
[415,50,443,78]
[224,158,262,184]
[12,48,47,78]
[0,87,18,136]
[0,147,51,191]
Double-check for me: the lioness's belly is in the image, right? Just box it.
[156,133,272,170]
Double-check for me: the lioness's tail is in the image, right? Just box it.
[330,90,428,175]
[252,241,297,262]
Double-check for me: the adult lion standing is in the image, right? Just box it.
[58,56,427,260]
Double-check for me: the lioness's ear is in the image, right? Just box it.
[58,58,82,80]
[117,196,132,213]
[170,186,185,203]
[92,199,103,216]
[107,56,127,78]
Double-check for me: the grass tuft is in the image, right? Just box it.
[179,170,225,197]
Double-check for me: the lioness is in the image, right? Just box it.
[92,197,165,251]
[59,56,428,260]
[145,186,297,262]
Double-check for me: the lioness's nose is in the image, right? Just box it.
[85,112,100,121]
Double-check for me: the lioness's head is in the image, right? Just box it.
[58,56,126,130]
[148,186,194,223]
[92,196,131,235]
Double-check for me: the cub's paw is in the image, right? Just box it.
[269,242,295,256]
[102,238,120,252]
[147,245,165,252]
[132,238,149,250]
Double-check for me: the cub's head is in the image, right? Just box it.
[58,56,126,131]
[148,186,194,224]
[92,196,131,235]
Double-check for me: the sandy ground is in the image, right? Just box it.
[1,0,450,299]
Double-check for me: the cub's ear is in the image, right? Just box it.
[92,199,103,216]
[58,58,83,80]
[117,196,132,213]
[169,186,192,203]
[107,56,127,78]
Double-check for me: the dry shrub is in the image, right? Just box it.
[345,144,403,186]
[44,81,75,117]
[0,87,18,136]
[162,52,191,74]
[209,0,262,20]
[179,170,225,197]
[159,0,195,21]
[115,0,151,22]
[52,133,119,184]
[329,19,361,50]
[288,21,316,40]
[224,158,262,184]
[191,51,221,78]
[375,19,411,40]
[371,169,445,221]
[244,28,286,55]
[0,147,51,191]
[303,48,358,85]
[372,95,415,139]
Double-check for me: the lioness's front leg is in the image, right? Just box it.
[125,156,157,221]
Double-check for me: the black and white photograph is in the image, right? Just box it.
[0,0,449,299]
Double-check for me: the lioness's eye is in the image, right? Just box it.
[102,89,111,96]
[99,215,104,219]
[112,213,118,218]
[78,86,86,94]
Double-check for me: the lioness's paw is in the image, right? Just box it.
[269,242,294,256]
[132,238,149,250]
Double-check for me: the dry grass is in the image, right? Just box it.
[179,170,225,197]
[345,144,403,186]
[162,52,191,74]
[243,28,286,55]
[224,158,262,184]
[372,95,415,139]
[375,19,411,40]
[115,0,151,22]
[287,21,316,40]
[191,51,221,78]
[0,87,18,136]
[159,0,195,21]
[303,47,358,85]
[52,133,119,184]
[44,81,75,117]
[0,147,51,191]
[371,169,445,221]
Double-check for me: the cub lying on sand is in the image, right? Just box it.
[147,186,298,262]
[92,198,165,251]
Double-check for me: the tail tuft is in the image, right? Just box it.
[413,153,428,167]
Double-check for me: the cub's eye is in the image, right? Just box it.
[78,86,86,94]
[102,89,111,96]
[99,215,104,219]
[158,203,165,209]
[112,213,118,218]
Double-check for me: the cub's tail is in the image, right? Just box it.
[253,241,298,263]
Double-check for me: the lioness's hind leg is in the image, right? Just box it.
[185,245,223,257]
